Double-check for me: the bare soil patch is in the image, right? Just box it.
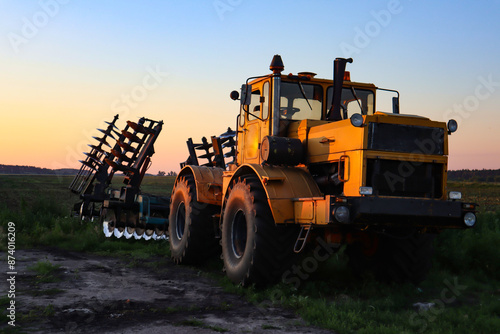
[1,248,334,333]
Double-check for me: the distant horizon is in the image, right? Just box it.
[1,163,499,174]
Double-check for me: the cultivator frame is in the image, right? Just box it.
[70,115,170,240]
[181,127,236,170]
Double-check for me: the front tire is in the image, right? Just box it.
[221,176,298,286]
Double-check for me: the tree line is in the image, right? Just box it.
[448,169,500,183]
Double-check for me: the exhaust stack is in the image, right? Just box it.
[328,57,353,121]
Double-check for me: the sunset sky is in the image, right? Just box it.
[1,0,499,174]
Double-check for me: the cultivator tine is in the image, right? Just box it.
[88,144,107,155]
[84,152,103,165]
[93,136,111,148]
[220,127,236,139]
[98,128,116,140]
[105,120,119,130]
[222,138,235,149]
[224,149,236,159]
[198,152,215,160]
[194,137,213,151]
[79,160,97,170]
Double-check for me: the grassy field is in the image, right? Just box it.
[0,175,499,333]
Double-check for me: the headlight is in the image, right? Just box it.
[464,212,476,227]
[449,191,462,200]
[359,186,373,195]
[350,113,364,127]
[447,119,458,133]
[334,206,350,223]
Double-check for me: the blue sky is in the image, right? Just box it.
[1,0,499,172]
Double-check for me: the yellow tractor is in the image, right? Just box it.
[169,55,477,285]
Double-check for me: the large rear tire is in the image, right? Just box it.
[346,231,435,285]
[221,176,298,286]
[168,175,218,264]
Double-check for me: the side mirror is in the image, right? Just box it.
[230,90,239,100]
[392,96,400,114]
[240,84,252,106]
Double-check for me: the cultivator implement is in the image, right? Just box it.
[181,127,236,169]
[69,115,170,240]
[70,114,237,241]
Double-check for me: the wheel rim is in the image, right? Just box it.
[231,209,247,259]
[175,201,186,240]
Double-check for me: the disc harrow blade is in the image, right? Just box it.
[122,130,142,143]
[127,121,153,135]
[113,227,124,238]
[135,227,145,239]
[117,140,138,154]
[103,221,113,238]
[124,227,134,239]
[105,158,131,172]
[111,149,134,163]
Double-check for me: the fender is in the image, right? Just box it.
[177,165,224,205]
[223,164,323,224]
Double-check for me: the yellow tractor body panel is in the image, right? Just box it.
[179,165,224,205]
[223,164,323,224]
[285,113,451,199]
[294,197,330,225]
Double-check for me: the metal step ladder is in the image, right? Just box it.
[294,224,312,253]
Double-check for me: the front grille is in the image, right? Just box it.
[368,123,444,155]
[366,159,443,198]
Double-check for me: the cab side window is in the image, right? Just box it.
[248,90,261,121]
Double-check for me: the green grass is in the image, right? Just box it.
[27,260,62,283]
[0,175,499,334]
[0,175,174,259]
[447,181,500,212]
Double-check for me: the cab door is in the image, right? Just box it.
[237,80,271,165]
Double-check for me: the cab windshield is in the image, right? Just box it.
[326,86,374,119]
[280,82,323,121]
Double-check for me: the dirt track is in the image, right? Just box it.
[1,248,334,333]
